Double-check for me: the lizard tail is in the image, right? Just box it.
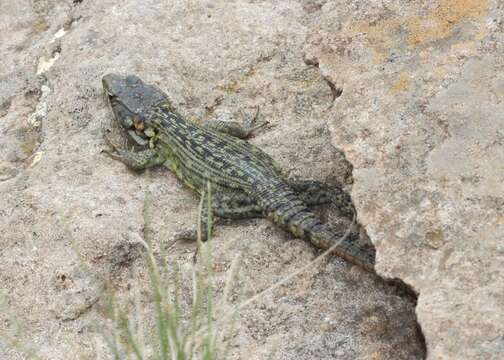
[309,225,376,272]
[254,182,375,272]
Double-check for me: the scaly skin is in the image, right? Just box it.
[102,74,375,272]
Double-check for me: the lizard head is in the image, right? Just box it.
[102,73,168,145]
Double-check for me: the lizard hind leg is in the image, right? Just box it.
[288,179,356,219]
[172,190,262,242]
[255,182,374,271]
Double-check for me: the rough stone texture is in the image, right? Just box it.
[304,0,504,359]
[3,0,499,359]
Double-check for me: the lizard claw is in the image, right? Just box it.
[242,106,269,136]
[101,129,120,157]
[103,132,123,152]
[101,148,122,161]
[101,121,129,152]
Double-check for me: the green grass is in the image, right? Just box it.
[101,184,226,360]
[1,182,356,359]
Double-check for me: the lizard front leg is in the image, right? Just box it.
[102,132,166,170]
[204,108,286,177]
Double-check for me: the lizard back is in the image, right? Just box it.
[149,101,283,193]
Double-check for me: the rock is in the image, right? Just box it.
[51,266,100,321]
[13,0,504,359]
[304,0,504,359]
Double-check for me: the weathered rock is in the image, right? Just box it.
[12,0,504,359]
[304,0,504,358]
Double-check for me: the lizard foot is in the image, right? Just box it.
[240,106,269,137]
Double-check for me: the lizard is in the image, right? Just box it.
[101,73,375,272]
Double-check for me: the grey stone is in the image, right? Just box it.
[12,0,504,359]
[304,0,504,359]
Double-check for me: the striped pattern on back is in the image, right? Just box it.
[148,102,282,192]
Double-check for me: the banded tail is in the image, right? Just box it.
[254,182,375,272]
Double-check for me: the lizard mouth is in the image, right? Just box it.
[104,92,150,146]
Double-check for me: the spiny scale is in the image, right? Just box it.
[150,102,281,192]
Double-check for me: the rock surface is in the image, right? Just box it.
[0,1,424,359]
[1,0,500,359]
[304,0,504,359]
